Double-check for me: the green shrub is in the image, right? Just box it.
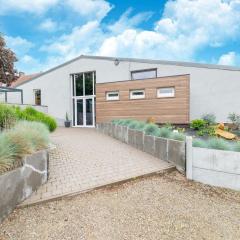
[0,104,17,130]
[192,139,208,148]
[170,132,186,141]
[144,123,160,136]
[190,119,207,130]
[202,113,216,125]
[197,126,216,137]
[206,138,231,151]
[16,107,57,132]
[158,127,171,138]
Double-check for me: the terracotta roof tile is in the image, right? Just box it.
[11,73,40,87]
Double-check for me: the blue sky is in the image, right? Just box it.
[0,0,240,73]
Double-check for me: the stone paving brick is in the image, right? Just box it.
[21,127,173,206]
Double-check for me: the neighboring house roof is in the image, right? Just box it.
[11,73,41,87]
[14,55,240,88]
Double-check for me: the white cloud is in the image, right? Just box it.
[108,8,153,34]
[41,21,104,61]
[99,0,240,61]
[218,52,240,66]
[5,36,34,56]
[64,0,112,20]
[39,18,58,32]
[0,0,58,15]
[0,0,112,20]
[14,0,240,73]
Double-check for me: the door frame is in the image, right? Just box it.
[73,96,95,128]
[71,72,96,128]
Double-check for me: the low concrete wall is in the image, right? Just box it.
[0,150,48,223]
[186,137,240,191]
[97,123,186,172]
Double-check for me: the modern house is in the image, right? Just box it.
[5,55,240,127]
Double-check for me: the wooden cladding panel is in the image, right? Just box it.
[96,75,190,124]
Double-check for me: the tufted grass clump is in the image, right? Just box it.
[232,141,240,152]
[128,120,141,129]
[111,119,120,124]
[144,123,160,136]
[192,139,208,148]
[0,134,16,173]
[134,121,146,131]
[0,103,17,130]
[170,132,186,141]
[0,121,50,174]
[116,119,132,126]
[206,138,231,151]
[158,127,172,138]
[13,121,50,151]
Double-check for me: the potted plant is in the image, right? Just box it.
[64,112,71,128]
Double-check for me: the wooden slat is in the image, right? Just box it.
[96,75,190,124]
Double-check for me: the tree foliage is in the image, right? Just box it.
[0,34,18,86]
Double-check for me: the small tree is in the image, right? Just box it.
[0,34,18,86]
[228,113,240,129]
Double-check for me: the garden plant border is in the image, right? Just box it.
[97,122,240,191]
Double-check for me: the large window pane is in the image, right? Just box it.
[77,99,83,125]
[85,72,93,96]
[75,74,83,96]
[86,98,93,125]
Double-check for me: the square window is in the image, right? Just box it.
[106,91,119,101]
[157,87,175,98]
[130,89,145,99]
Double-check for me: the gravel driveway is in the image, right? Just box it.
[1,171,240,240]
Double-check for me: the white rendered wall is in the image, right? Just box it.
[187,145,240,191]
[12,57,240,125]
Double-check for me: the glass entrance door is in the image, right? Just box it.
[75,97,94,127]
[72,72,95,127]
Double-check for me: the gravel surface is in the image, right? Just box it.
[1,171,240,240]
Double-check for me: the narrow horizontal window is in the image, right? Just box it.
[131,69,157,80]
[130,89,145,99]
[157,87,175,98]
[106,91,119,101]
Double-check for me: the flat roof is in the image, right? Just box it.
[15,55,240,87]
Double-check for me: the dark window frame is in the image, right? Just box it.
[33,89,41,106]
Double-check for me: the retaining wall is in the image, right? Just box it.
[98,123,240,191]
[186,137,240,191]
[0,150,48,223]
[97,123,185,172]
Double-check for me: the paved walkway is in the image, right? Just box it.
[21,127,173,206]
